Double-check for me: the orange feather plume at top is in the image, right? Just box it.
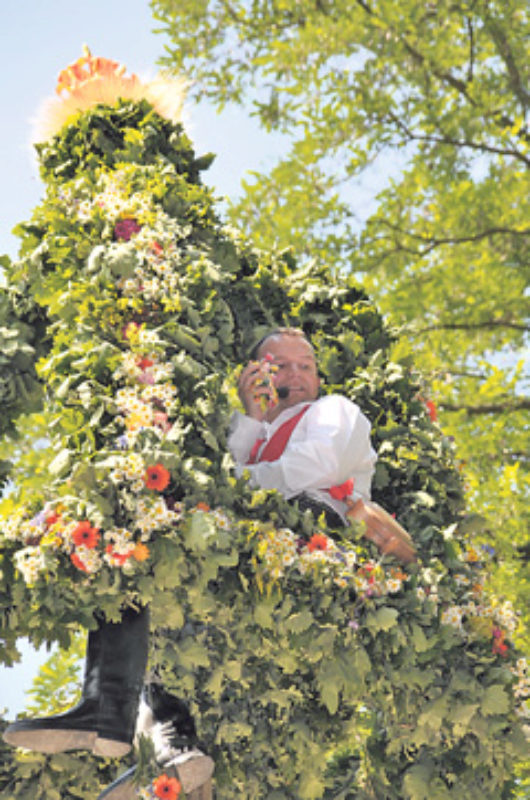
[32,46,188,142]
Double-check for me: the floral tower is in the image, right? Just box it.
[0,51,528,799]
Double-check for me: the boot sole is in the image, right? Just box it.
[169,754,215,794]
[93,736,132,758]
[3,727,97,754]
[3,727,131,758]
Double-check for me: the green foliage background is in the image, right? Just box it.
[0,92,527,798]
[150,0,530,648]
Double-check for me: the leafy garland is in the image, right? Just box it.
[0,98,528,799]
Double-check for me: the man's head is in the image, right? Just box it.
[252,328,320,418]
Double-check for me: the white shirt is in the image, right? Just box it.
[228,394,377,521]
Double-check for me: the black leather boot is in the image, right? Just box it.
[97,682,214,800]
[3,606,149,757]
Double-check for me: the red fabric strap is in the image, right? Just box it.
[246,404,354,501]
[247,405,311,464]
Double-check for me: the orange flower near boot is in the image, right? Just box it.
[153,773,182,800]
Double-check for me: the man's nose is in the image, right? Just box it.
[286,363,302,375]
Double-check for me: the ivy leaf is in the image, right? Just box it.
[481,685,510,716]
[297,771,326,800]
[48,447,71,476]
[366,606,399,632]
[403,763,432,800]
[285,610,313,633]
[185,511,217,551]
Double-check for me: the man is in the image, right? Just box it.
[229,327,416,561]
[229,327,376,524]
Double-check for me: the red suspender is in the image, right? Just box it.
[246,403,354,501]
[247,405,310,464]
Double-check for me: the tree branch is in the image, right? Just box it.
[484,16,530,110]
[466,16,475,84]
[416,320,529,334]
[353,4,530,151]
[387,111,530,166]
[440,398,530,415]
[374,219,530,257]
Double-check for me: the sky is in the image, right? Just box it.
[0,0,289,263]
[0,0,289,718]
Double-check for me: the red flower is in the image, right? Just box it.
[105,545,133,565]
[492,627,509,657]
[425,400,438,422]
[328,478,354,501]
[45,511,60,527]
[137,357,154,370]
[72,521,100,549]
[114,217,141,241]
[151,241,164,256]
[307,533,329,553]
[144,464,171,491]
[153,773,181,800]
[70,552,89,572]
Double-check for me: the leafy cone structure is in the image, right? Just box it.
[0,70,528,799]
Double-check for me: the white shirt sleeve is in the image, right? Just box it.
[227,411,264,465]
[227,395,377,511]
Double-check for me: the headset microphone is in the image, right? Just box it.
[277,387,290,399]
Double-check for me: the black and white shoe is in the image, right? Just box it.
[97,683,214,800]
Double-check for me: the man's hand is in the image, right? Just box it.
[238,357,278,420]
[346,498,417,565]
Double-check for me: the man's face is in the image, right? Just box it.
[258,335,320,417]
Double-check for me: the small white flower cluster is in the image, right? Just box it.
[92,171,153,224]
[256,527,298,580]
[109,451,147,492]
[441,605,464,630]
[0,510,27,541]
[64,167,193,308]
[73,545,102,574]
[113,350,178,448]
[494,600,518,634]
[14,546,47,585]
[135,497,182,539]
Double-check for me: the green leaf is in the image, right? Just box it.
[366,606,399,632]
[403,763,433,800]
[481,685,510,716]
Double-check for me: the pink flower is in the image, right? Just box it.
[114,218,141,241]
[153,411,171,432]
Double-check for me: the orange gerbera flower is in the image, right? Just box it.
[307,533,329,553]
[144,464,171,491]
[196,502,210,512]
[133,542,150,561]
[72,521,100,549]
[153,773,181,800]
